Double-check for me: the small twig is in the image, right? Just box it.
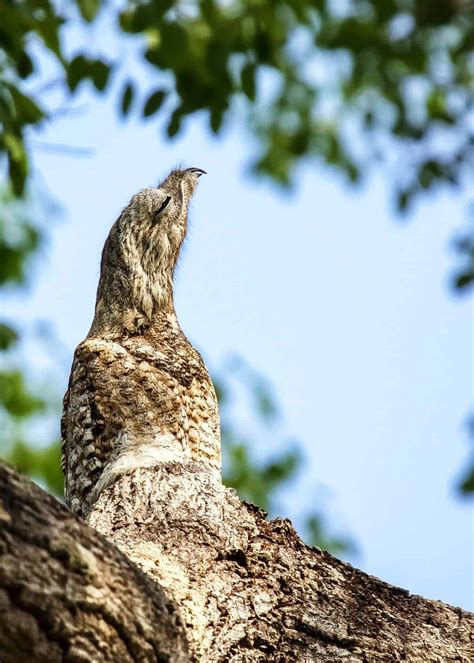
[49,104,89,119]
[32,77,65,96]
[30,141,94,157]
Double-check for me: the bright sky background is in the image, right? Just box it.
[9,19,473,610]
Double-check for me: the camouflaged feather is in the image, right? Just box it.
[61,168,221,516]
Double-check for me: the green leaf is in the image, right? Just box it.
[67,55,90,91]
[304,514,357,556]
[67,57,110,93]
[3,134,29,196]
[35,13,64,57]
[8,87,44,125]
[77,0,101,22]
[253,382,278,423]
[426,89,454,124]
[241,62,256,101]
[0,323,18,350]
[312,0,327,14]
[396,187,414,213]
[90,60,111,91]
[143,89,166,118]
[16,52,34,79]
[160,22,188,67]
[120,81,134,116]
[5,439,63,497]
[223,441,302,512]
[3,132,25,163]
[453,271,474,292]
[120,2,167,34]
[167,108,182,137]
[0,221,40,285]
[144,47,162,67]
[213,377,227,404]
[459,466,474,493]
[209,107,223,134]
[0,370,46,418]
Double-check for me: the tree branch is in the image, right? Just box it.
[88,462,473,662]
[0,462,189,663]
[1,460,472,662]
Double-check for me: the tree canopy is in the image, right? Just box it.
[1,1,473,211]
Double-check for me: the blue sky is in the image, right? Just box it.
[9,43,473,608]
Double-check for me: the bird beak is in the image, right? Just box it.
[186,167,207,178]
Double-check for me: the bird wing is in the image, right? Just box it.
[61,338,114,513]
[61,336,192,515]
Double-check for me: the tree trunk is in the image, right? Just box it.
[0,463,188,663]
[1,461,472,662]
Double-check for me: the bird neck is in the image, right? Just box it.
[87,266,177,339]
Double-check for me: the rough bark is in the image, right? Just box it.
[0,462,188,663]
[0,461,472,662]
[88,462,473,662]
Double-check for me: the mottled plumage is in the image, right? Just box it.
[61,167,221,516]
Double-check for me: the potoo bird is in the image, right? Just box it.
[61,167,221,516]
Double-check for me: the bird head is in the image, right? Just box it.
[126,166,206,261]
[91,167,206,335]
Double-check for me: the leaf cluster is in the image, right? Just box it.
[1,1,472,287]
[1,1,472,207]
[0,190,63,496]
[0,0,110,193]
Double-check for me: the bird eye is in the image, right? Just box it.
[153,195,172,222]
